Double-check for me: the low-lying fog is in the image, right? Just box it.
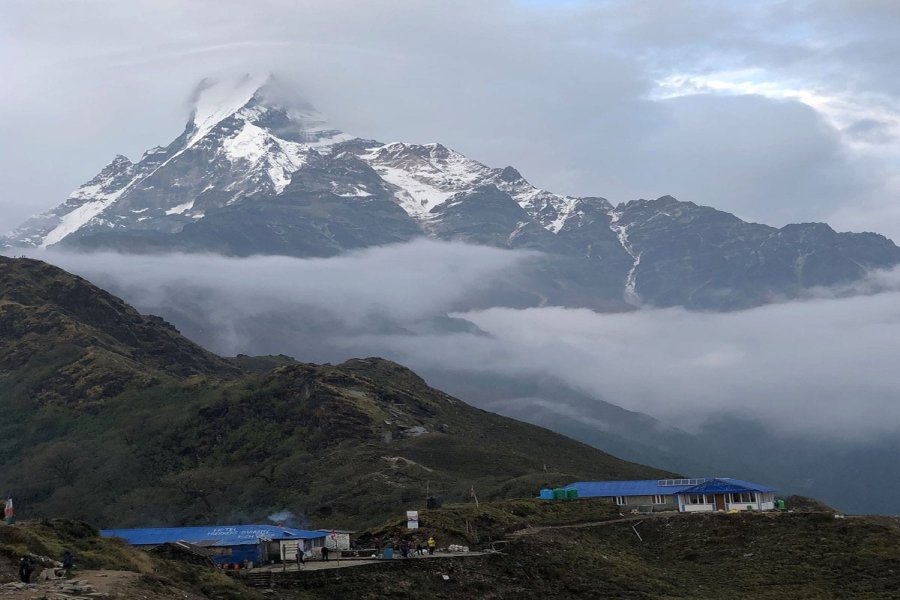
[12,240,900,512]
[20,240,900,438]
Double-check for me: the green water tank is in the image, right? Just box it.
[566,488,579,500]
[552,488,566,500]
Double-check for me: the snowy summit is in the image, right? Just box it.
[5,75,899,312]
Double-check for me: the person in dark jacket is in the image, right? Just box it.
[62,550,75,577]
[321,546,329,561]
[295,547,305,567]
[18,556,33,583]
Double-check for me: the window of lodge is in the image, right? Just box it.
[730,492,756,503]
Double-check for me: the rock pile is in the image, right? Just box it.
[1,579,109,598]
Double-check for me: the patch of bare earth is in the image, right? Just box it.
[0,569,207,600]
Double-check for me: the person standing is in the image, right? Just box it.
[321,545,329,561]
[18,556,33,583]
[427,536,436,555]
[62,550,75,578]
[296,546,305,568]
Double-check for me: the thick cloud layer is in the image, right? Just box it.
[22,243,900,440]
[3,1,900,237]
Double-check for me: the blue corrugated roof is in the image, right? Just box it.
[101,524,327,547]
[683,478,776,494]
[564,480,693,497]
[565,477,775,498]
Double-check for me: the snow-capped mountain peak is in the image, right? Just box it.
[186,74,343,147]
[4,77,900,313]
[6,76,592,250]
[6,76,361,248]
[187,74,270,146]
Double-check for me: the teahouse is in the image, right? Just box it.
[101,524,327,567]
[563,478,776,512]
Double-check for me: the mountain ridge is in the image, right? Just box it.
[5,76,899,310]
[0,254,671,528]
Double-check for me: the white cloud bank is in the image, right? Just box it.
[21,242,900,440]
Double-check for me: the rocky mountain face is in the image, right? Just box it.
[6,75,899,310]
[0,255,670,528]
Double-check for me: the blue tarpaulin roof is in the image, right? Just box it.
[101,524,327,548]
[564,477,775,498]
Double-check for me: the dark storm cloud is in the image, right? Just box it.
[2,1,899,236]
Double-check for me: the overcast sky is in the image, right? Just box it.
[2,0,900,237]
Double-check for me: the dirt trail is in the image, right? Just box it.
[0,569,206,600]
[510,509,803,538]
[252,551,493,574]
[509,512,684,537]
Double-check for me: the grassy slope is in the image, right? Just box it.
[0,519,257,599]
[285,501,900,600]
[0,256,670,529]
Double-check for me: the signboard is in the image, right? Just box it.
[406,510,419,530]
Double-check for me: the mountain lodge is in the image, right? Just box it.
[563,478,777,512]
[101,524,328,568]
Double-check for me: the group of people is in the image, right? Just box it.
[397,536,436,558]
[293,545,330,568]
[18,550,74,583]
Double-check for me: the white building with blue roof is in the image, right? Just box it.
[564,478,776,513]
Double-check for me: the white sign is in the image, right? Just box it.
[406,510,419,529]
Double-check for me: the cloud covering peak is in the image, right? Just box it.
[3,1,900,239]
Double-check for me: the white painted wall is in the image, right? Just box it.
[726,501,760,511]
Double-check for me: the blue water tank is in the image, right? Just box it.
[383,548,394,559]
[539,488,554,500]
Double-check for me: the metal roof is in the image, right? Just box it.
[682,478,776,494]
[101,524,327,547]
[565,477,775,498]
[564,480,694,497]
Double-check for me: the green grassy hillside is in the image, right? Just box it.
[0,519,255,598]
[0,256,670,529]
[284,501,900,600]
